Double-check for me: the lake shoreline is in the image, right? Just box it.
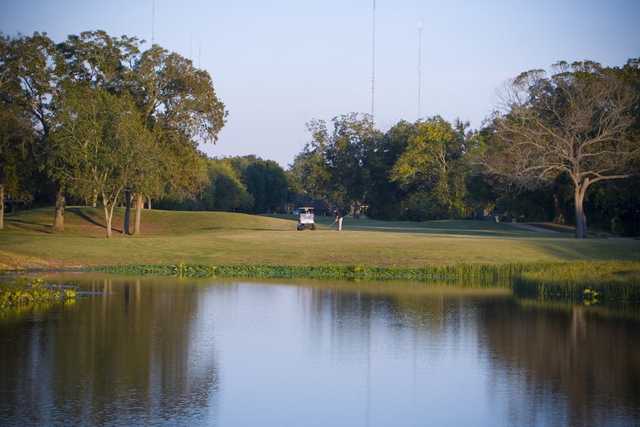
[4,260,639,303]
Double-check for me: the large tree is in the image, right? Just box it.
[364,120,415,219]
[391,117,468,219]
[51,84,153,238]
[202,160,253,212]
[129,45,227,232]
[1,33,67,230]
[241,159,288,213]
[294,114,377,213]
[486,61,640,238]
[57,31,147,233]
[0,93,34,229]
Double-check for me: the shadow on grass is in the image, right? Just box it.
[5,218,52,234]
[199,226,294,232]
[328,219,557,238]
[67,208,123,234]
[524,238,640,262]
[264,215,562,238]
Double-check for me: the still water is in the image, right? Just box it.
[1,275,639,427]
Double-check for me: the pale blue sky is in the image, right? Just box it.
[2,0,639,166]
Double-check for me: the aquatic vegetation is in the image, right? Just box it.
[94,262,542,285]
[512,262,640,303]
[0,278,77,310]
[583,288,600,306]
[94,261,640,302]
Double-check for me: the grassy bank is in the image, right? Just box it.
[1,207,639,270]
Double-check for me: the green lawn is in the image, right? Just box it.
[1,207,639,270]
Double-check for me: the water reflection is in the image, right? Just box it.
[0,278,219,426]
[0,276,638,427]
[477,300,640,427]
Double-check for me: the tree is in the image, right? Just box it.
[324,114,377,213]
[129,45,227,232]
[203,160,253,211]
[486,61,640,238]
[0,35,31,229]
[242,159,288,213]
[364,120,415,219]
[391,117,467,219]
[0,95,34,229]
[51,84,153,238]
[57,31,148,234]
[288,139,331,203]
[1,33,66,230]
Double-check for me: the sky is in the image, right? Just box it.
[1,0,639,167]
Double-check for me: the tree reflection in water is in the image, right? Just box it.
[0,277,219,426]
[477,300,640,427]
[1,277,639,427]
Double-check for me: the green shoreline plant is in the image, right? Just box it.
[92,261,640,301]
[512,262,640,303]
[0,278,77,310]
[93,262,539,285]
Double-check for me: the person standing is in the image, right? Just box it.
[332,209,344,231]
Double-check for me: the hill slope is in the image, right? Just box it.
[5,207,296,237]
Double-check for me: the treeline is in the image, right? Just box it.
[289,60,640,237]
[158,155,290,214]
[0,31,226,236]
[2,31,638,239]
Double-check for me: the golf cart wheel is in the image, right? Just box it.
[311,224,316,230]
[297,224,303,231]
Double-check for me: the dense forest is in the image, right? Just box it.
[1,30,638,238]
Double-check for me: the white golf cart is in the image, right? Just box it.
[297,207,316,231]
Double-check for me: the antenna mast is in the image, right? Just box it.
[417,20,423,120]
[151,0,156,45]
[371,0,376,122]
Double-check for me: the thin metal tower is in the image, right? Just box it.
[371,0,376,122]
[417,20,423,120]
[151,0,156,45]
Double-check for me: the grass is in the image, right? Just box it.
[1,207,639,271]
[1,207,639,304]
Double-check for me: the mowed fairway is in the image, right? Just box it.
[1,207,639,270]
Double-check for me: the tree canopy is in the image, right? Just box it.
[484,61,640,237]
[0,30,227,236]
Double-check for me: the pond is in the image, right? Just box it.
[1,274,639,427]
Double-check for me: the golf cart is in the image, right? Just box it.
[297,207,316,231]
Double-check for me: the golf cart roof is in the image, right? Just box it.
[298,206,314,210]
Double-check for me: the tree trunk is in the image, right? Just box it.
[123,190,132,235]
[133,193,143,235]
[104,204,112,238]
[0,183,4,230]
[552,193,564,224]
[574,184,588,239]
[147,196,152,210]
[53,187,65,232]
[92,189,98,208]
